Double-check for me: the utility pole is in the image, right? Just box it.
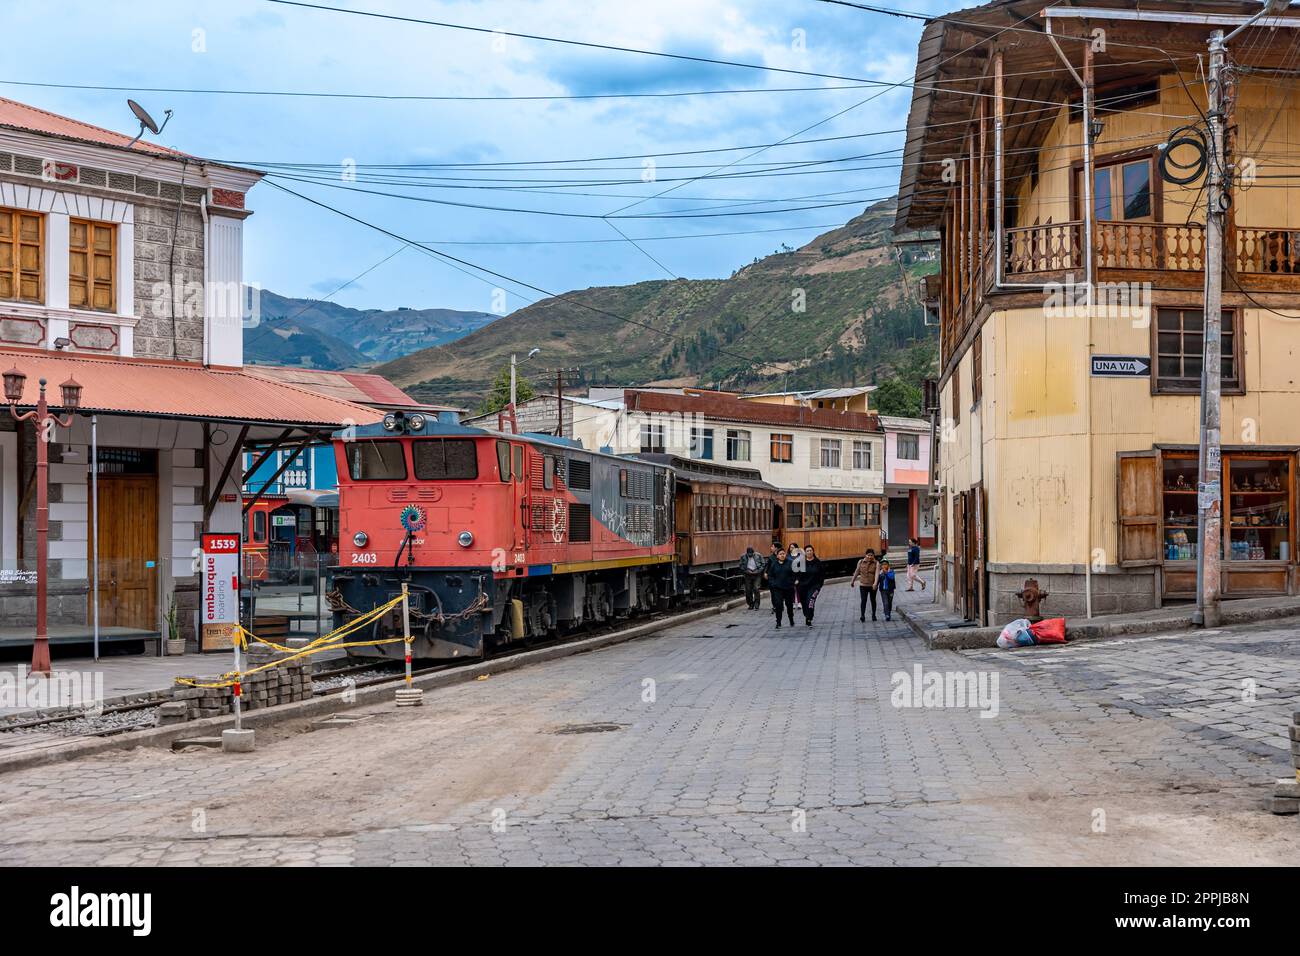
[1195,30,1228,627]
[552,367,579,437]
[510,353,518,409]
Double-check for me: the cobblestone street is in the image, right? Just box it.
[0,586,1296,866]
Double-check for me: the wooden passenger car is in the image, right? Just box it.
[781,492,887,571]
[634,455,781,574]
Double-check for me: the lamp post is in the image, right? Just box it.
[510,347,541,408]
[4,369,82,676]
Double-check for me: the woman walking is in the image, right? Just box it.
[766,547,796,629]
[850,548,880,622]
[800,545,826,626]
[906,537,926,591]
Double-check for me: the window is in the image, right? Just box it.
[972,331,983,406]
[819,438,842,469]
[1155,308,1240,394]
[852,440,873,470]
[788,501,803,530]
[640,422,665,454]
[950,363,961,425]
[513,445,524,483]
[822,502,838,527]
[770,433,793,463]
[412,439,478,479]
[853,503,868,527]
[543,455,555,490]
[839,503,853,527]
[897,434,919,460]
[689,427,713,460]
[0,208,42,304]
[347,441,406,480]
[496,441,512,482]
[69,218,115,313]
[1088,158,1153,222]
[867,503,882,527]
[726,429,751,462]
[253,511,266,543]
[805,502,821,528]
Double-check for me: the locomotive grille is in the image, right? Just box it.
[568,502,591,542]
[567,458,591,490]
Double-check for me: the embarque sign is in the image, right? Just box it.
[200,533,241,651]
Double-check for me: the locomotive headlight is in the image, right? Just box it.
[407,413,426,432]
[353,531,369,548]
[382,413,398,431]
[457,531,474,548]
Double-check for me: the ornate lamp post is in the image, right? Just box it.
[4,369,82,676]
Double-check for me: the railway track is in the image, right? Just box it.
[0,592,739,748]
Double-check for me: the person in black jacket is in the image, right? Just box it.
[738,546,764,609]
[766,548,795,628]
[799,545,827,626]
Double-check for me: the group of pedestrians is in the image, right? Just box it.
[740,536,926,628]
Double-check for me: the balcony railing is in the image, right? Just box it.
[1237,227,1300,275]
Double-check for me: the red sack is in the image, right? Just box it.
[1029,617,1066,644]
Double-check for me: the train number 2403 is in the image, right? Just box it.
[350,552,379,564]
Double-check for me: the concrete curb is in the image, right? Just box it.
[0,597,747,776]
[898,599,1300,651]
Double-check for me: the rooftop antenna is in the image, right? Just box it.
[124,99,173,149]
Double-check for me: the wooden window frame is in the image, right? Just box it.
[1151,306,1243,396]
[0,207,44,305]
[1070,147,1164,224]
[950,362,961,426]
[769,432,793,463]
[971,331,983,407]
[897,434,920,461]
[852,440,872,470]
[69,218,117,314]
[726,429,751,462]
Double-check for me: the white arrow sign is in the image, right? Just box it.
[1091,355,1151,377]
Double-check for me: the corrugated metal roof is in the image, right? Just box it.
[878,415,931,431]
[0,349,383,427]
[242,365,432,410]
[0,96,185,158]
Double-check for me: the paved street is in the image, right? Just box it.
[0,585,1296,866]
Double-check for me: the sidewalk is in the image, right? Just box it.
[898,588,1300,649]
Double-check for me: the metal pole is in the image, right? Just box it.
[1196,29,1228,628]
[557,369,564,437]
[232,637,243,731]
[510,353,517,409]
[91,414,99,662]
[1083,43,1096,620]
[401,582,412,687]
[31,382,51,676]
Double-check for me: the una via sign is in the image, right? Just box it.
[1091,355,1150,377]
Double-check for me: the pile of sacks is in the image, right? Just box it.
[996,617,1066,649]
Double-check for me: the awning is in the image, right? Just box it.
[0,348,383,428]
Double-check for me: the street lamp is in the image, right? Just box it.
[510,347,541,408]
[5,370,82,676]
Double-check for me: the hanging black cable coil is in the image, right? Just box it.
[1158,124,1209,185]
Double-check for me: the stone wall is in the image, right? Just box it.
[132,201,206,362]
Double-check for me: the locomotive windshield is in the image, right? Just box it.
[346,441,407,480]
[413,439,478,480]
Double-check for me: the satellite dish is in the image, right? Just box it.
[124,99,173,149]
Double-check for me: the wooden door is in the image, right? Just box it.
[954,491,969,620]
[91,475,159,629]
[1117,450,1161,566]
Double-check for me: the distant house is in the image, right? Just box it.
[878,415,935,547]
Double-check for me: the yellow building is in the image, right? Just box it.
[897,0,1300,622]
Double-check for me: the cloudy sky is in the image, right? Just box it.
[1,0,954,315]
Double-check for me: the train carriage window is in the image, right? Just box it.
[543,455,555,490]
[412,439,478,480]
[513,445,524,483]
[823,503,838,527]
[840,503,853,527]
[347,441,407,481]
[788,502,803,530]
[252,510,267,543]
[807,503,821,529]
[854,503,868,527]
[868,503,882,526]
[496,441,511,482]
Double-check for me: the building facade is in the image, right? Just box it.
[879,415,935,547]
[897,0,1300,622]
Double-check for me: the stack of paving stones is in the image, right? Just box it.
[158,644,313,726]
[1275,708,1300,814]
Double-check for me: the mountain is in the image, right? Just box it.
[244,290,498,368]
[377,197,940,410]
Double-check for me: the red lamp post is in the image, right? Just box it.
[4,369,82,677]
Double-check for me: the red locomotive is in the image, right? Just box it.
[329,411,676,659]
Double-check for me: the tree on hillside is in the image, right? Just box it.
[477,365,537,416]
[871,378,923,417]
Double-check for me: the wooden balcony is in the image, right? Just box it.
[1002,220,1300,290]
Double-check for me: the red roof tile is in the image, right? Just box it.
[0,96,185,158]
[0,349,382,427]
[243,365,426,409]
[625,389,880,433]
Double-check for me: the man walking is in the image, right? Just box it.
[906,537,926,591]
[767,547,795,629]
[788,541,805,609]
[800,545,826,626]
[739,546,764,609]
[850,548,880,622]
